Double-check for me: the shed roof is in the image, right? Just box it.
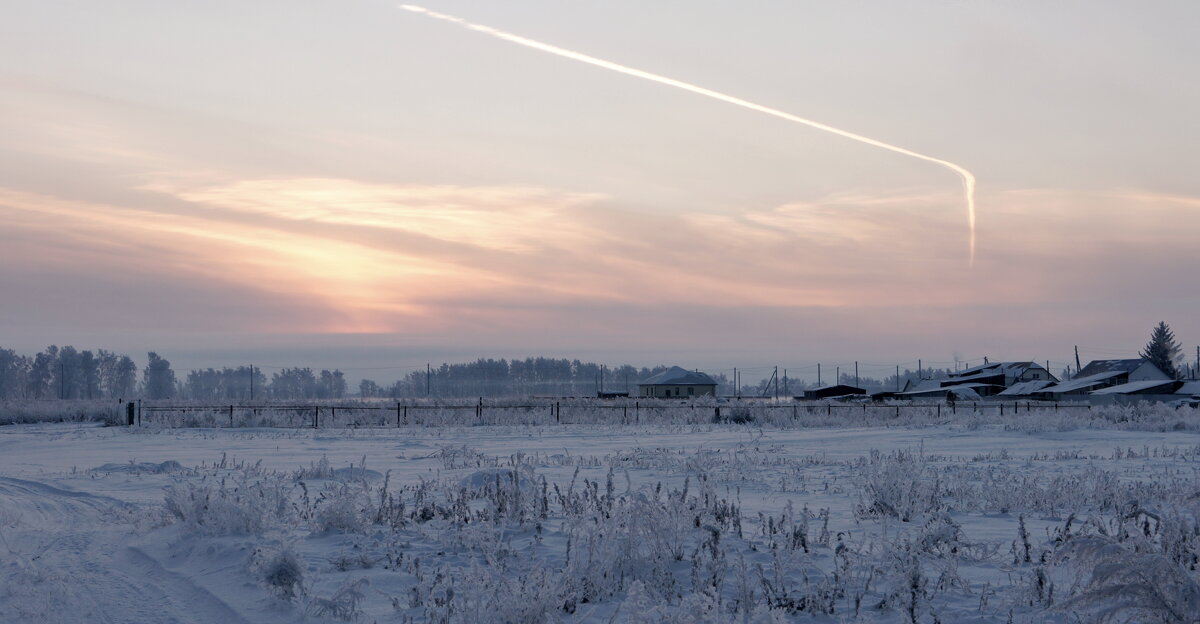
[1176,381,1200,396]
[897,382,997,397]
[997,380,1055,396]
[1042,371,1125,394]
[1090,380,1179,395]
[639,366,717,386]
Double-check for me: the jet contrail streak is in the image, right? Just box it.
[401,4,978,265]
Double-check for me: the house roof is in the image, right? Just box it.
[1176,381,1200,396]
[807,384,865,393]
[902,379,945,393]
[639,366,717,386]
[1090,380,1179,395]
[997,380,1055,396]
[1042,371,1126,394]
[952,361,1036,378]
[1076,359,1149,377]
[897,382,997,397]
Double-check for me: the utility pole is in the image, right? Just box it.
[426,363,431,396]
[783,369,788,396]
[896,365,900,392]
[1074,346,1082,376]
[918,359,922,380]
[732,367,737,397]
[817,363,821,386]
[774,366,779,399]
[249,364,254,401]
[854,361,859,388]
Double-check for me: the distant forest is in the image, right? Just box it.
[0,346,950,400]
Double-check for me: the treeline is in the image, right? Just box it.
[0,346,139,400]
[0,346,955,401]
[0,346,349,401]
[361,358,677,398]
[362,359,948,398]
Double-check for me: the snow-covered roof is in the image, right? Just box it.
[997,380,1054,396]
[897,382,996,397]
[902,379,945,393]
[638,366,717,386]
[809,384,865,393]
[951,361,1035,379]
[1042,371,1125,394]
[1176,381,1200,396]
[1075,359,1148,377]
[950,387,983,400]
[1090,380,1179,395]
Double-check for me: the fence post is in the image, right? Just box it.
[792,404,797,419]
[1000,403,1004,416]
[396,403,401,427]
[827,404,831,416]
[896,405,900,418]
[126,402,135,426]
[635,401,639,424]
[137,399,142,426]
[937,404,941,418]
[556,401,560,424]
[623,405,628,424]
[229,405,234,428]
[313,405,319,428]
[714,406,720,423]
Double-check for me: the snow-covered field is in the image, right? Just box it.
[3,414,1199,622]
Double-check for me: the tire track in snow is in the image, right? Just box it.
[0,477,253,624]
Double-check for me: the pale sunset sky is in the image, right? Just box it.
[1,0,1197,380]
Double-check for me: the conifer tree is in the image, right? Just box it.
[1140,321,1182,379]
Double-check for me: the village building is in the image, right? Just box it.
[1040,359,1171,399]
[800,384,866,400]
[637,366,718,398]
[896,361,1058,400]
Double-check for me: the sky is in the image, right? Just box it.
[1,0,1198,383]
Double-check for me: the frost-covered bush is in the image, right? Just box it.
[312,481,374,534]
[1056,537,1200,623]
[307,577,368,621]
[250,544,305,599]
[855,448,944,522]
[163,475,293,535]
[0,399,122,425]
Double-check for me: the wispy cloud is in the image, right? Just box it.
[3,176,1198,357]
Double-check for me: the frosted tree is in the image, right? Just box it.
[1140,321,1183,379]
[143,352,177,399]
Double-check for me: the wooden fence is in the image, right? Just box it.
[125,399,1093,428]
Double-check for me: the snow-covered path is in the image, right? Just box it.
[0,477,262,624]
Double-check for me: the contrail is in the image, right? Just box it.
[401,4,978,265]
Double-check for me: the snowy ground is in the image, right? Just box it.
[2,418,1199,622]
